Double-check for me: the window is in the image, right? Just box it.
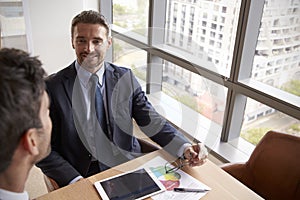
[222,6,227,13]
[106,0,300,162]
[164,0,241,77]
[212,15,217,21]
[0,0,28,50]
[241,97,300,145]
[162,60,227,137]
[221,16,225,23]
[112,38,147,82]
[236,0,300,155]
[211,23,217,29]
[113,0,149,37]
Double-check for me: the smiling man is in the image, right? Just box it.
[0,48,51,200]
[37,10,207,188]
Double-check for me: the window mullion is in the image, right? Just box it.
[222,0,265,142]
[222,90,247,142]
[100,0,113,62]
[147,0,167,93]
[238,0,265,80]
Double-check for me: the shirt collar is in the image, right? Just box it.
[0,188,29,200]
[75,61,105,87]
[96,63,105,86]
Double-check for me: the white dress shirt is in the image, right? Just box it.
[0,189,29,200]
[71,62,106,184]
[75,61,105,121]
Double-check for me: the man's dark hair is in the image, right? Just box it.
[0,48,46,172]
[71,10,110,38]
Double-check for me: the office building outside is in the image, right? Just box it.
[164,0,300,126]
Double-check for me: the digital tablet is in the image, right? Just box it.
[94,168,165,200]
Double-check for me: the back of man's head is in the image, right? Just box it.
[0,48,46,172]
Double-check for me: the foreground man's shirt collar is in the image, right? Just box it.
[0,188,29,200]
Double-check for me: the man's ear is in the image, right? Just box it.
[22,129,39,156]
[106,36,112,48]
[71,38,75,49]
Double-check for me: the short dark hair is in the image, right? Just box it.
[0,48,46,172]
[71,10,110,38]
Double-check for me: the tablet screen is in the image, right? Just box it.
[94,168,165,200]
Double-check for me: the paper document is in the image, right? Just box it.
[139,156,211,200]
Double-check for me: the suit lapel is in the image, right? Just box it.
[62,62,77,104]
[104,62,119,109]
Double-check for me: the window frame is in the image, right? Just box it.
[101,0,300,162]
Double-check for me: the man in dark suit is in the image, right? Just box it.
[37,10,207,188]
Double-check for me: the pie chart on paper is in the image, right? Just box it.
[150,166,181,190]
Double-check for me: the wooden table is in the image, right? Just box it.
[36,150,263,200]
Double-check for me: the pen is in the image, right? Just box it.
[173,187,209,193]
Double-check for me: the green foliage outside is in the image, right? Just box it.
[242,123,300,145]
[136,0,147,14]
[135,0,147,34]
[286,123,300,136]
[114,21,127,28]
[281,79,300,97]
[131,64,146,81]
[289,123,300,131]
[162,85,202,113]
[241,127,272,145]
[113,4,127,15]
[112,42,123,61]
[113,2,147,36]
[175,95,201,113]
[242,79,300,145]
[133,20,147,35]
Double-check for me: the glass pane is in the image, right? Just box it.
[241,97,300,145]
[163,61,227,126]
[112,38,147,83]
[0,0,27,50]
[165,0,242,77]
[251,0,300,97]
[162,60,227,145]
[112,0,149,37]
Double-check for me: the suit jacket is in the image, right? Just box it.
[37,61,189,187]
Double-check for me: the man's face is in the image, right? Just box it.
[72,23,112,73]
[36,91,52,162]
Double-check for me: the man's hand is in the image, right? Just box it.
[183,143,208,167]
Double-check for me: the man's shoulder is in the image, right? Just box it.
[46,62,75,83]
[105,62,132,76]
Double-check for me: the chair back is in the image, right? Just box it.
[137,138,160,153]
[223,131,300,200]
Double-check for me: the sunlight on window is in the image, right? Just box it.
[0,0,28,50]
[251,0,300,97]
[113,0,149,37]
[112,38,147,82]
[162,60,227,126]
[241,97,300,145]
[165,0,242,77]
